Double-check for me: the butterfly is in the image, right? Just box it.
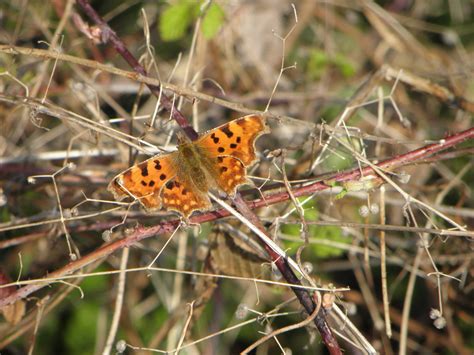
[108,114,269,218]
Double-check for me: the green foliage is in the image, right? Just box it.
[35,271,107,354]
[202,3,225,39]
[323,146,354,171]
[310,225,349,258]
[61,270,108,354]
[64,302,100,355]
[159,1,225,41]
[332,53,356,78]
[35,310,61,353]
[322,136,363,171]
[18,190,42,216]
[458,314,474,348]
[307,49,329,80]
[0,207,10,223]
[307,49,356,80]
[136,307,169,343]
[79,268,108,294]
[281,198,350,258]
[334,187,348,200]
[159,1,195,41]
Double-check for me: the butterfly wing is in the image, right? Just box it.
[214,156,247,195]
[195,115,268,195]
[161,178,212,217]
[196,114,269,166]
[108,153,178,210]
[109,114,268,214]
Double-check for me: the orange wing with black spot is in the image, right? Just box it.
[108,114,269,217]
[196,114,269,166]
[108,152,213,217]
[161,178,212,217]
[108,153,178,210]
[196,114,268,196]
[214,156,247,195]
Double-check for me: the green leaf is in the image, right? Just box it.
[281,198,318,237]
[159,2,195,41]
[335,187,348,200]
[201,3,225,39]
[306,49,356,79]
[307,49,329,80]
[309,225,348,258]
[0,207,10,223]
[65,302,100,355]
[323,149,353,171]
[280,198,350,258]
[323,136,361,171]
[60,270,108,354]
[333,54,356,78]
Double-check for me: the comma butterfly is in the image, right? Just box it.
[108,114,269,217]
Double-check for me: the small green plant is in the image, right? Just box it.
[281,198,351,258]
[307,49,356,80]
[159,1,225,41]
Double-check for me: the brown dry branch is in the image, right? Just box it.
[1,122,471,299]
[75,2,341,352]
[75,0,199,142]
[0,79,471,353]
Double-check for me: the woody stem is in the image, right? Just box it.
[76,0,199,141]
[230,194,342,354]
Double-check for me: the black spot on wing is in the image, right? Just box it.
[154,160,162,170]
[218,147,225,153]
[236,136,241,143]
[221,125,234,138]
[230,143,237,149]
[166,181,175,190]
[149,180,155,187]
[141,180,147,186]
[160,174,167,181]
[211,133,219,144]
[140,165,149,176]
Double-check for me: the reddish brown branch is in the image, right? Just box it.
[1,125,472,354]
[2,127,472,306]
[75,0,198,141]
[232,194,340,352]
[73,1,342,351]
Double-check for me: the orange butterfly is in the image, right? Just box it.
[108,114,269,217]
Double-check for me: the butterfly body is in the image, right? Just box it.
[176,142,212,193]
[108,114,269,217]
